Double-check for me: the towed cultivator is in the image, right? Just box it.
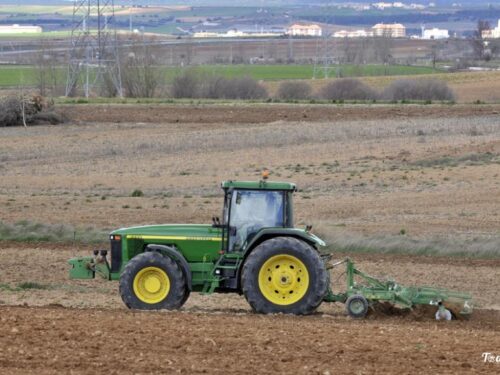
[69,176,473,319]
[324,258,473,319]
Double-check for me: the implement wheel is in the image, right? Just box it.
[241,237,328,315]
[119,251,187,310]
[346,295,369,319]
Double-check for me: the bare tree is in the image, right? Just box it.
[470,20,490,61]
[121,36,164,98]
[34,38,60,97]
[179,40,194,66]
[340,37,356,63]
[372,34,393,65]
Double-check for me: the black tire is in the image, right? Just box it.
[346,295,369,319]
[241,237,328,315]
[119,251,187,310]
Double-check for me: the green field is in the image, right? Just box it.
[0,64,442,88]
[174,64,440,81]
[0,65,38,86]
[0,5,73,15]
[0,30,72,40]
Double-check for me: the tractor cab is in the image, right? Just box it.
[219,179,296,252]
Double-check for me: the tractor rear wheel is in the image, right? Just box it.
[241,237,328,315]
[119,251,187,310]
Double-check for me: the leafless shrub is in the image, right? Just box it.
[172,73,268,100]
[222,76,268,100]
[319,78,378,101]
[0,95,63,127]
[199,75,228,99]
[276,81,312,100]
[171,70,200,98]
[383,79,455,101]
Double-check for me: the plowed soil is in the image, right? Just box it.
[1,243,500,374]
[59,102,500,124]
[1,305,499,375]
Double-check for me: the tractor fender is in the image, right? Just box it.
[243,228,326,254]
[145,244,192,291]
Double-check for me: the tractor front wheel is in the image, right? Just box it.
[241,237,328,315]
[119,251,187,310]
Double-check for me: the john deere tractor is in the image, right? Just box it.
[69,177,473,318]
[70,178,329,314]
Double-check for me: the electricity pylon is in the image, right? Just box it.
[66,0,122,97]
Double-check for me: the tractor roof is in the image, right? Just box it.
[221,180,296,191]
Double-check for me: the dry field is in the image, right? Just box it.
[1,103,500,374]
[1,103,499,242]
[264,70,500,103]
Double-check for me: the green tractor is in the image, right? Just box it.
[69,177,473,318]
[70,178,329,314]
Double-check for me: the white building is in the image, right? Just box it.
[422,27,449,40]
[193,29,282,38]
[0,24,42,34]
[482,19,500,39]
[372,23,406,37]
[333,29,374,38]
[286,23,322,37]
[372,2,394,10]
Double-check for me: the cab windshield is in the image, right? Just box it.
[228,190,284,251]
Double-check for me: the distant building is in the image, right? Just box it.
[193,29,282,38]
[482,20,500,39]
[286,23,322,37]
[372,23,406,38]
[372,2,394,10]
[422,27,449,40]
[333,29,374,38]
[0,24,42,34]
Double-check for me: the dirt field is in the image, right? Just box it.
[59,102,500,124]
[0,243,500,374]
[1,103,500,374]
[1,305,499,375]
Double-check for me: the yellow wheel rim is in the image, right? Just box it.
[133,267,170,304]
[258,254,309,305]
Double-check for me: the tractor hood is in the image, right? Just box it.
[110,225,325,247]
[110,224,221,240]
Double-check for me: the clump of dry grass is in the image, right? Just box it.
[316,227,500,258]
[0,220,106,244]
